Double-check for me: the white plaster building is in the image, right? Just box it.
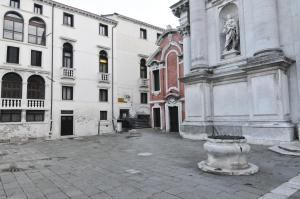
[0,0,161,140]
[104,13,164,127]
[171,0,300,144]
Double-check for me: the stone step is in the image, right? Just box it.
[279,143,300,153]
[269,143,300,156]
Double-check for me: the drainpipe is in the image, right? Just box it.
[111,23,117,132]
[49,4,55,137]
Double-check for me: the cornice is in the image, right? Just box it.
[34,0,118,25]
[171,0,189,18]
[103,13,165,32]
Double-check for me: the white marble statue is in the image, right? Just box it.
[223,14,239,52]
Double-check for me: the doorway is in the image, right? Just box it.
[61,116,73,136]
[169,106,179,132]
[153,108,161,128]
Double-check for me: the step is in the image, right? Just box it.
[279,143,300,153]
[269,143,300,157]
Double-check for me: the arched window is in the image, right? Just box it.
[28,17,46,45]
[99,50,108,73]
[3,11,24,41]
[140,58,147,79]
[27,75,45,99]
[1,73,22,98]
[63,43,73,68]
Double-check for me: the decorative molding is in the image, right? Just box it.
[60,36,77,43]
[97,45,111,51]
[171,0,189,18]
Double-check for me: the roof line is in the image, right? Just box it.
[103,13,165,32]
[34,0,118,25]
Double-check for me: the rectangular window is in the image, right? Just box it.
[99,24,108,36]
[0,110,21,123]
[10,0,20,8]
[63,13,74,27]
[153,70,160,91]
[141,93,148,104]
[7,46,19,64]
[34,4,43,15]
[157,33,161,39]
[99,89,108,102]
[31,50,42,67]
[140,28,147,39]
[62,86,73,100]
[100,111,107,121]
[26,110,44,122]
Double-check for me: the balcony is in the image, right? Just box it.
[1,98,22,109]
[139,79,149,88]
[27,99,45,109]
[61,67,76,79]
[98,73,110,83]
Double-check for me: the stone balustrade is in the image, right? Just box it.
[62,67,76,79]
[1,98,22,109]
[98,73,110,83]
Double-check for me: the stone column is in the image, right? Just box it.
[22,82,27,109]
[182,27,191,75]
[189,0,208,70]
[252,0,280,56]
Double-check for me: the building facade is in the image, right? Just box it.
[0,0,161,140]
[171,0,300,144]
[104,13,164,127]
[147,29,185,132]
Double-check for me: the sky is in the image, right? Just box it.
[55,0,180,28]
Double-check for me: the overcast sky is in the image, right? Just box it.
[55,0,180,28]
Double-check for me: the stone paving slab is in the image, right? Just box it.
[0,129,299,199]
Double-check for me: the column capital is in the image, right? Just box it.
[179,25,190,37]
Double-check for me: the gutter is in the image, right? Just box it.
[49,4,54,137]
[111,23,118,132]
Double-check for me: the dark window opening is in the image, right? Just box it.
[62,86,73,100]
[27,75,45,99]
[99,24,108,36]
[140,28,147,39]
[153,70,160,92]
[6,46,19,64]
[26,110,44,122]
[34,4,43,15]
[28,17,46,45]
[63,13,74,27]
[31,50,42,67]
[63,43,73,68]
[1,73,22,98]
[99,50,108,73]
[100,111,107,121]
[0,110,21,123]
[3,12,24,41]
[157,33,161,39]
[140,58,147,79]
[10,0,20,8]
[99,89,108,102]
[141,93,148,104]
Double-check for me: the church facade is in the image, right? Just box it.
[171,0,300,144]
[147,29,184,132]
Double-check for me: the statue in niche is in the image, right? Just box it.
[223,14,239,52]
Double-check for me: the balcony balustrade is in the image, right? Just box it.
[61,67,76,79]
[27,99,45,109]
[98,73,110,83]
[1,98,22,109]
[139,79,149,88]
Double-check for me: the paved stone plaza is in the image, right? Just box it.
[0,129,299,199]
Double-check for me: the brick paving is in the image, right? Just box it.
[0,129,299,199]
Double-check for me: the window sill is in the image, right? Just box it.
[3,62,21,66]
[62,24,75,29]
[0,38,48,49]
